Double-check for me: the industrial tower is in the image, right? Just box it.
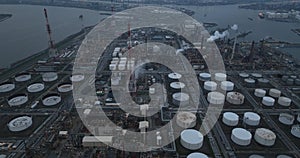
[43,8,58,58]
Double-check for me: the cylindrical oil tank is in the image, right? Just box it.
[239,73,249,78]
[176,112,196,128]
[295,79,300,86]
[226,92,245,105]
[254,128,276,146]
[243,112,261,126]
[42,72,58,82]
[258,78,269,85]
[27,83,45,93]
[254,89,266,97]
[187,153,208,158]
[204,81,217,91]
[109,64,117,71]
[180,129,203,150]
[172,92,189,106]
[277,155,293,158]
[199,73,211,81]
[15,73,31,82]
[282,76,289,82]
[291,124,300,138]
[168,73,182,80]
[7,116,32,132]
[290,75,297,79]
[170,82,185,90]
[70,74,85,82]
[262,96,275,106]
[251,73,262,78]
[278,113,294,125]
[207,92,225,104]
[221,81,234,91]
[249,155,264,158]
[244,78,256,86]
[278,97,291,107]
[231,128,252,146]
[215,73,227,82]
[222,112,239,126]
[8,94,28,107]
[42,94,61,106]
[57,83,73,93]
[269,89,281,98]
[0,82,15,93]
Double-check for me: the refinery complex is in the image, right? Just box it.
[0,4,300,158]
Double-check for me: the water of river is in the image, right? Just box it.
[0,4,299,68]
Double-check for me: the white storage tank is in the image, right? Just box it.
[199,73,211,81]
[278,97,291,107]
[243,112,261,126]
[254,89,266,97]
[7,116,32,132]
[204,81,217,91]
[251,73,262,78]
[269,89,281,98]
[221,81,234,91]
[8,94,28,107]
[42,94,61,106]
[254,128,276,146]
[277,155,293,158]
[111,77,120,86]
[249,155,264,158]
[222,112,239,126]
[207,92,225,104]
[176,112,196,128]
[42,72,58,82]
[180,129,203,150]
[295,79,300,86]
[57,83,73,93]
[187,152,208,158]
[226,92,245,105]
[281,76,289,82]
[109,64,117,71]
[291,124,300,138]
[278,113,294,125]
[70,74,85,82]
[231,128,252,146]
[15,73,31,82]
[286,79,294,85]
[27,83,45,93]
[168,72,182,80]
[244,78,256,85]
[0,82,15,93]
[118,63,126,70]
[215,73,227,82]
[172,92,189,106]
[170,82,185,90]
[239,73,249,78]
[262,96,275,106]
[258,78,269,85]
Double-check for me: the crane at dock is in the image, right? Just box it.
[43,8,58,58]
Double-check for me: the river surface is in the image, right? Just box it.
[0,4,300,68]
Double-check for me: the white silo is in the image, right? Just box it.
[204,81,217,91]
[7,116,33,132]
[244,78,256,86]
[207,92,225,104]
[70,74,85,82]
[222,112,239,126]
[180,129,203,150]
[42,94,61,106]
[254,89,266,97]
[8,94,28,107]
[243,112,261,126]
[226,92,245,105]
[269,89,281,98]
[278,113,294,125]
[231,128,252,146]
[291,124,300,138]
[15,73,31,82]
[262,96,275,106]
[187,152,209,158]
[42,72,58,82]
[27,83,45,93]
[199,73,211,81]
[0,82,15,93]
[239,73,249,78]
[278,97,291,107]
[254,128,276,146]
[221,81,234,91]
[215,73,227,82]
[168,72,182,80]
[258,78,269,85]
[172,92,189,106]
[176,112,196,128]
[170,82,185,90]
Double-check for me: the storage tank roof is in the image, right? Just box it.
[187,152,208,158]
[251,73,262,78]
[223,112,239,121]
[244,112,260,121]
[27,83,44,93]
[199,73,211,78]
[181,129,203,144]
[8,116,32,132]
[239,73,249,78]
[244,78,255,83]
[172,92,189,101]
[70,74,85,82]
[249,155,264,158]
[0,83,15,93]
[168,73,182,79]
[15,73,31,82]
[255,128,276,140]
[170,82,185,89]
[232,128,252,140]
